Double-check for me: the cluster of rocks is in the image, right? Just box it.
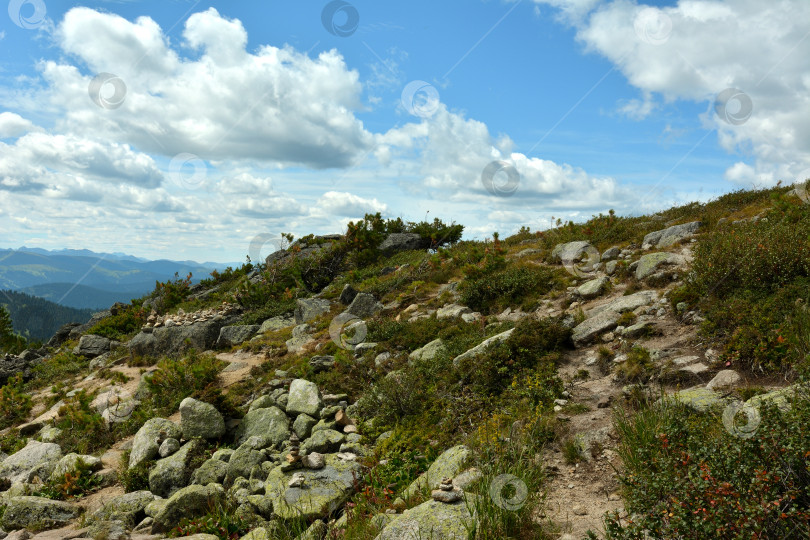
[142,302,241,330]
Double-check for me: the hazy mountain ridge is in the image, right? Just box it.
[0,289,94,342]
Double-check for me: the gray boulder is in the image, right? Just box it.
[91,490,156,526]
[409,339,447,364]
[294,298,332,325]
[375,496,479,540]
[285,324,316,354]
[643,221,702,248]
[264,454,362,520]
[149,439,207,498]
[129,418,182,469]
[346,293,383,319]
[436,304,472,320]
[635,252,686,280]
[234,406,290,447]
[73,334,112,358]
[191,458,229,486]
[152,484,225,533]
[300,429,345,455]
[378,233,428,253]
[286,379,323,417]
[49,453,102,483]
[0,353,37,386]
[309,355,335,373]
[179,397,225,440]
[576,277,610,299]
[217,325,260,347]
[0,440,62,484]
[46,322,82,348]
[225,442,267,484]
[572,291,657,346]
[1,496,81,531]
[339,284,358,305]
[293,414,318,439]
[551,240,593,263]
[601,246,621,261]
[452,329,514,367]
[402,445,470,500]
[259,316,295,333]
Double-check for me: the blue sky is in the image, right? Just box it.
[0,0,808,262]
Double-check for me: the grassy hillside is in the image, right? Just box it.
[0,190,808,539]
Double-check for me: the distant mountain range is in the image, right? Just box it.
[0,247,241,310]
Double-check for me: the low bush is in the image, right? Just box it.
[615,346,653,383]
[168,501,253,539]
[601,389,810,538]
[54,390,113,454]
[460,263,558,314]
[145,350,224,414]
[29,350,89,388]
[35,458,101,500]
[86,303,146,341]
[0,374,32,429]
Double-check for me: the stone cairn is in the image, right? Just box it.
[143,301,240,330]
[286,432,301,465]
[432,477,462,503]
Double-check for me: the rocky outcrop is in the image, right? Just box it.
[409,339,447,363]
[643,221,702,248]
[375,496,479,540]
[1,496,81,531]
[452,329,514,366]
[73,334,113,358]
[128,315,238,359]
[234,406,290,447]
[294,298,332,325]
[378,233,428,253]
[345,293,383,319]
[634,252,686,281]
[571,291,657,346]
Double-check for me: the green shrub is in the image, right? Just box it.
[87,304,146,341]
[602,390,810,538]
[615,346,653,382]
[460,263,558,314]
[168,501,252,539]
[34,457,101,500]
[0,374,32,429]
[54,390,113,454]
[29,350,89,388]
[119,450,152,493]
[146,351,224,414]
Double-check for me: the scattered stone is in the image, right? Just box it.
[707,369,742,391]
[667,387,730,412]
[159,438,180,458]
[301,429,345,455]
[573,505,587,516]
[409,339,447,364]
[73,334,112,358]
[378,233,428,253]
[234,406,290,447]
[635,252,686,280]
[309,355,335,373]
[301,452,326,470]
[339,284,358,305]
[452,329,514,366]
[601,246,621,261]
[294,298,332,325]
[402,445,471,501]
[576,277,610,299]
[258,315,295,333]
[151,484,225,533]
[190,458,228,486]
[0,440,62,485]
[293,414,317,440]
[129,418,182,469]
[643,221,702,248]
[436,304,472,320]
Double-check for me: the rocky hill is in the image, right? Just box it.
[0,190,808,540]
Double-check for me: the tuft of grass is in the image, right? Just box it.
[615,346,653,383]
[0,374,32,429]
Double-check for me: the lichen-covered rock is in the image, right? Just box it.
[635,252,686,280]
[225,442,267,485]
[293,413,318,440]
[378,233,427,254]
[149,439,207,498]
[409,339,447,364]
[128,317,236,359]
[666,387,730,412]
[49,453,102,483]
[643,221,702,248]
[91,490,157,526]
[259,316,295,333]
[452,329,514,367]
[300,429,345,455]
[129,417,182,469]
[180,397,225,440]
[572,291,657,346]
[294,298,331,325]
[436,304,472,320]
[402,445,471,501]
[375,496,479,540]
[152,483,225,533]
[191,458,229,486]
[286,379,323,417]
[0,440,62,484]
[73,334,112,358]
[1,496,81,531]
[234,406,290,447]
[746,384,803,412]
[264,454,362,520]
[248,395,276,412]
[346,293,383,319]
[576,277,610,299]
